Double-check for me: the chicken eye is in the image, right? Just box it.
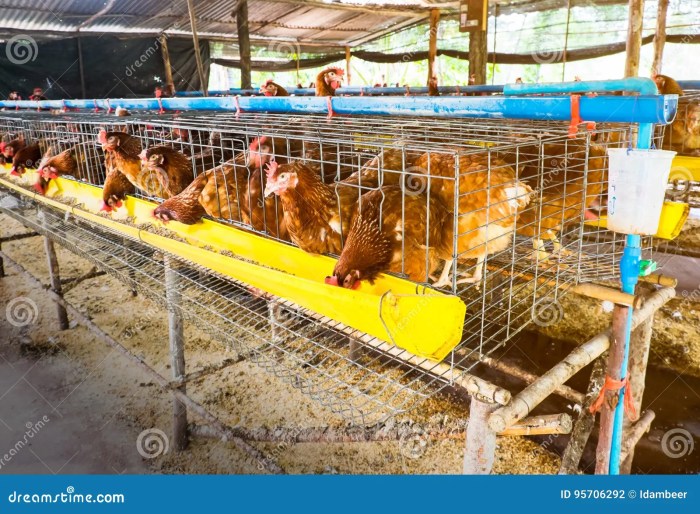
[279,173,288,180]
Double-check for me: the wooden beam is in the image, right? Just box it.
[500,413,572,436]
[427,9,440,87]
[463,397,498,474]
[270,0,431,16]
[165,257,188,452]
[345,46,352,86]
[237,0,252,89]
[468,24,487,84]
[186,0,208,95]
[43,237,69,331]
[624,0,645,77]
[651,0,669,75]
[160,34,175,95]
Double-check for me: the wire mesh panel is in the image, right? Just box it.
[0,109,657,423]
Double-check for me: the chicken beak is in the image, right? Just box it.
[263,182,276,197]
[324,276,339,286]
[100,201,113,212]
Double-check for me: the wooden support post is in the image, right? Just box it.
[594,304,629,474]
[43,237,69,330]
[160,34,175,95]
[651,0,669,75]
[619,310,655,473]
[559,354,607,474]
[464,396,498,474]
[562,0,572,81]
[620,409,655,465]
[345,46,352,86]
[427,9,440,87]
[0,234,4,279]
[489,287,675,433]
[186,0,208,95]
[165,256,188,452]
[500,413,572,436]
[237,0,252,90]
[624,0,645,78]
[468,24,487,85]
[77,37,87,99]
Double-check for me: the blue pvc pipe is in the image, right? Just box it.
[0,94,678,124]
[678,80,700,90]
[504,77,659,96]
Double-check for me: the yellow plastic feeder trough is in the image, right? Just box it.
[0,166,467,362]
[587,200,690,240]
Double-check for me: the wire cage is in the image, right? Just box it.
[0,109,657,424]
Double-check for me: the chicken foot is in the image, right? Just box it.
[432,255,485,289]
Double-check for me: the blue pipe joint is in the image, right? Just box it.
[620,235,642,295]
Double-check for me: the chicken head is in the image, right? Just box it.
[263,161,299,197]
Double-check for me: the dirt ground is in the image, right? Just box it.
[0,212,559,475]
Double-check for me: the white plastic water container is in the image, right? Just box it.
[607,148,676,235]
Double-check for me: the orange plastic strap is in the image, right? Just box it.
[61,99,69,113]
[93,99,99,112]
[233,96,241,118]
[405,85,411,97]
[568,94,596,137]
[157,97,165,114]
[106,99,113,114]
[589,375,637,420]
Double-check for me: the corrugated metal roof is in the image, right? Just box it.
[0,0,631,50]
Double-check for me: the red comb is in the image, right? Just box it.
[33,181,45,195]
[265,161,278,179]
[98,129,107,144]
[100,201,113,212]
[324,276,339,286]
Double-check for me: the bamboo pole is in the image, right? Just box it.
[468,25,487,85]
[594,303,629,474]
[186,0,208,95]
[463,397,498,474]
[427,9,440,87]
[638,273,677,288]
[620,309,655,473]
[651,0,669,75]
[43,237,69,330]
[488,287,676,432]
[499,413,572,436]
[624,0,645,78]
[165,256,188,452]
[160,34,175,95]
[559,354,607,474]
[467,353,584,405]
[77,37,87,99]
[619,409,655,464]
[562,0,571,81]
[345,46,352,86]
[0,251,284,474]
[236,0,252,90]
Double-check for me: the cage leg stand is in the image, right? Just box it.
[165,256,188,452]
[594,303,629,474]
[620,311,654,474]
[268,300,284,343]
[43,237,69,330]
[122,238,137,297]
[348,337,363,362]
[463,396,498,474]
